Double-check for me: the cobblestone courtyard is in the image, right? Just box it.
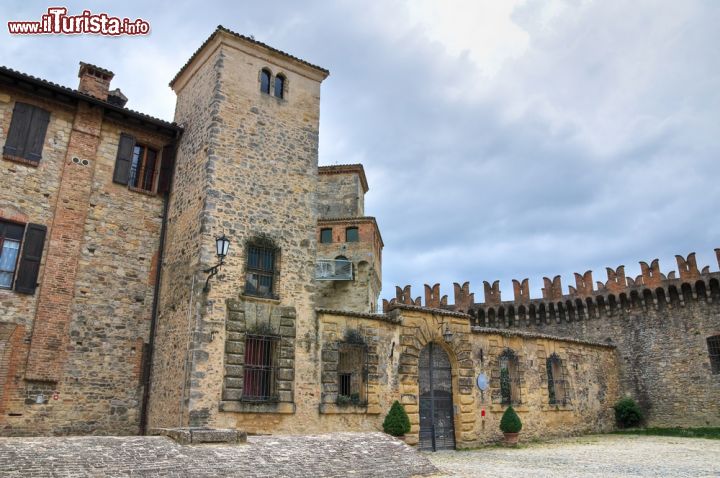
[0,433,718,477]
[427,435,720,477]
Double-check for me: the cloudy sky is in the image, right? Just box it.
[2,1,719,305]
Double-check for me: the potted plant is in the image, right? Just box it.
[383,400,411,441]
[499,405,522,446]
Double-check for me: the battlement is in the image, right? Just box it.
[383,249,720,324]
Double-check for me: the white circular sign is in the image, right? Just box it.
[476,373,489,391]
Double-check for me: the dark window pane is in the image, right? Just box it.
[246,244,276,297]
[274,75,284,98]
[709,336,720,374]
[142,148,157,191]
[129,145,144,188]
[320,228,332,243]
[243,335,278,401]
[260,70,271,94]
[346,227,359,242]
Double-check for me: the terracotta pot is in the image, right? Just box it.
[503,432,520,446]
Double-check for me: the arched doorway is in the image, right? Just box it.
[418,342,456,451]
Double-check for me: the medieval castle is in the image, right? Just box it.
[0,26,717,450]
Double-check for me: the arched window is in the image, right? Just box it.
[499,349,521,405]
[260,69,271,94]
[546,353,569,405]
[274,74,285,99]
[708,335,720,374]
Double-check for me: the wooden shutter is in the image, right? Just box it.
[2,102,33,158]
[157,143,176,194]
[14,223,46,295]
[23,107,50,162]
[112,133,136,185]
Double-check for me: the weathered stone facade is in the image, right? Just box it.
[0,64,178,434]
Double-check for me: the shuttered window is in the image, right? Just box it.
[2,102,50,163]
[113,134,175,195]
[14,223,46,294]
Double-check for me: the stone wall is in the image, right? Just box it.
[469,274,720,427]
[0,84,175,435]
[317,168,365,219]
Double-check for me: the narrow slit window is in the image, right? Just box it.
[708,335,720,374]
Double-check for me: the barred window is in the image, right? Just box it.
[708,335,720,375]
[499,349,521,405]
[337,343,367,405]
[243,334,279,401]
[245,243,277,298]
[547,353,569,405]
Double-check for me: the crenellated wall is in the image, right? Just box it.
[384,249,720,427]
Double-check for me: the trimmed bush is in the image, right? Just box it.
[499,406,523,433]
[614,397,643,428]
[383,400,411,436]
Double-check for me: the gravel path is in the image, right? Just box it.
[425,435,720,477]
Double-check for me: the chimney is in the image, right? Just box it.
[78,62,114,100]
[107,88,128,108]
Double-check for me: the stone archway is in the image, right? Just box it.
[418,342,455,451]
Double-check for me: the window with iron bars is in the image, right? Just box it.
[242,334,279,401]
[499,349,521,405]
[546,353,569,405]
[708,335,720,375]
[245,243,277,298]
[337,343,367,405]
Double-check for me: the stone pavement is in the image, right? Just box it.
[0,432,438,477]
[426,434,720,477]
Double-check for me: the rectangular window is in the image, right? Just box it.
[546,356,568,405]
[243,334,278,401]
[245,244,276,298]
[0,221,24,289]
[708,336,720,375]
[345,227,359,243]
[499,352,521,405]
[337,343,367,404]
[2,102,50,163]
[320,228,333,244]
[128,145,158,192]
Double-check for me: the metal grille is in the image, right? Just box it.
[337,343,367,403]
[242,334,279,401]
[708,336,720,375]
[546,353,569,405]
[419,342,456,451]
[499,349,521,405]
[245,245,275,297]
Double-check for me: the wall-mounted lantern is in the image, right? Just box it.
[204,234,230,292]
[438,320,454,343]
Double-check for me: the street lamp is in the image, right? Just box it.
[204,234,231,292]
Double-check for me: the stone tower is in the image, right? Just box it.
[148,26,329,429]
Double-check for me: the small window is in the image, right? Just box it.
[546,353,569,405]
[320,228,332,243]
[128,145,158,192]
[243,333,279,401]
[0,221,24,289]
[708,335,720,374]
[338,342,367,405]
[499,349,521,405]
[274,74,285,99]
[2,102,50,163]
[245,243,277,298]
[345,227,359,243]
[260,69,271,94]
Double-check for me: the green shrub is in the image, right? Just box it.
[499,406,523,433]
[614,397,643,428]
[383,400,411,436]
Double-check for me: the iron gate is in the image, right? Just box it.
[418,342,456,451]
